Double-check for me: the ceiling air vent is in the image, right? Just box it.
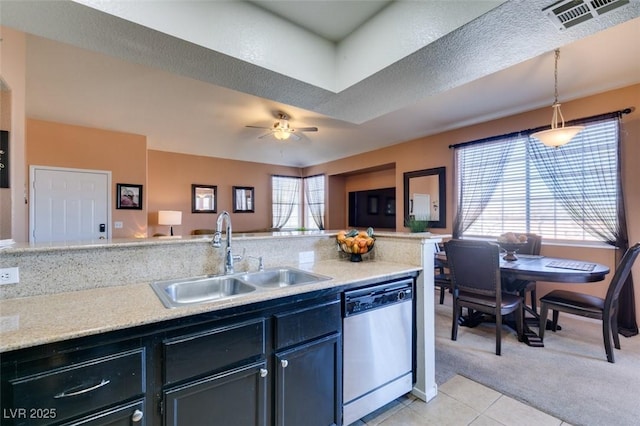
[544,0,630,30]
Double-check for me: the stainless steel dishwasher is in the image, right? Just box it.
[342,279,414,426]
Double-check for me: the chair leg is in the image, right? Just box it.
[551,310,559,331]
[452,303,460,341]
[611,310,621,350]
[603,318,615,363]
[439,286,445,304]
[539,303,548,340]
[495,310,502,356]
[516,303,524,342]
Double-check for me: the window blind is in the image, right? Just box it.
[457,117,619,242]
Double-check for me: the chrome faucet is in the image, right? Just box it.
[212,211,243,274]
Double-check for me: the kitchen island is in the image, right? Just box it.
[0,231,443,425]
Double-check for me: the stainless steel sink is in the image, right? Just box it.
[151,275,257,308]
[151,267,331,308]
[239,267,331,288]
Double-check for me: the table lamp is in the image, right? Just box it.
[158,210,182,236]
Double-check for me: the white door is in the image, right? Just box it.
[30,166,111,243]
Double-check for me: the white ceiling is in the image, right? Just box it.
[2,0,640,168]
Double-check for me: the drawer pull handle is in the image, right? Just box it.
[281,359,289,368]
[53,379,111,399]
[131,409,144,423]
[260,368,268,378]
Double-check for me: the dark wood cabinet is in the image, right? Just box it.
[163,361,268,426]
[1,344,147,426]
[1,274,417,426]
[275,335,340,426]
[273,299,342,426]
[59,400,145,426]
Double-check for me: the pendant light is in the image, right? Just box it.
[531,49,584,148]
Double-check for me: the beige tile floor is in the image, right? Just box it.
[349,375,572,426]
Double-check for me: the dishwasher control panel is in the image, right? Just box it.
[344,280,413,316]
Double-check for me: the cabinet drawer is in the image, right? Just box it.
[274,300,341,350]
[59,399,145,426]
[8,348,145,426]
[163,318,265,385]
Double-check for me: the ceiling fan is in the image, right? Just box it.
[246,112,318,141]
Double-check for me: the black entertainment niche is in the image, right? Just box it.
[348,187,396,229]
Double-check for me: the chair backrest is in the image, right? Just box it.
[444,239,502,297]
[605,243,640,314]
[519,233,542,256]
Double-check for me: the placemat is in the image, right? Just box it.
[546,260,596,271]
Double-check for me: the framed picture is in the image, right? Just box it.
[192,184,217,213]
[116,183,143,209]
[367,195,379,215]
[233,186,254,213]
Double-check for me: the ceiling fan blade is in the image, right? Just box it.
[294,127,318,132]
[246,125,272,130]
[257,132,273,139]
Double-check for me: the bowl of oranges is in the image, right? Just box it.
[496,232,528,261]
[336,228,375,262]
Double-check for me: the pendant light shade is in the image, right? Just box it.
[531,49,584,148]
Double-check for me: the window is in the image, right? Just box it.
[304,175,325,230]
[272,175,300,230]
[271,175,325,230]
[455,117,619,243]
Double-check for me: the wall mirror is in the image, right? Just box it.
[233,186,254,213]
[192,184,217,213]
[403,167,446,229]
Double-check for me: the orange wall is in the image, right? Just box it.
[26,119,147,238]
[147,150,300,235]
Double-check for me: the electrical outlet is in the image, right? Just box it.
[114,221,123,229]
[0,267,19,285]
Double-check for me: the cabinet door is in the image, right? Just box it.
[59,400,145,426]
[164,361,268,426]
[275,334,341,426]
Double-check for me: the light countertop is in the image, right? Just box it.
[0,259,421,353]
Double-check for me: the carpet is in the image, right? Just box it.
[434,298,640,426]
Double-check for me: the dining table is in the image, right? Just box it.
[435,251,610,347]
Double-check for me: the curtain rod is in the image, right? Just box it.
[449,107,634,150]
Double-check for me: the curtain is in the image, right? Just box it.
[528,115,637,336]
[272,176,299,230]
[304,175,325,229]
[452,137,516,238]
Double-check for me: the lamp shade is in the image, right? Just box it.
[158,210,182,226]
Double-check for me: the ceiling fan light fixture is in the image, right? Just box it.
[273,129,292,141]
[531,49,584,148]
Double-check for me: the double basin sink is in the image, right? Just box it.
[151,267,332,309]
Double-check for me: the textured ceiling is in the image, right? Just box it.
[1,0,639,168]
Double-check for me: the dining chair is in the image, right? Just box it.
[539,242,640,363]
[434,242,451,304]
[504,233,542,315]
[445,239,524,355]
